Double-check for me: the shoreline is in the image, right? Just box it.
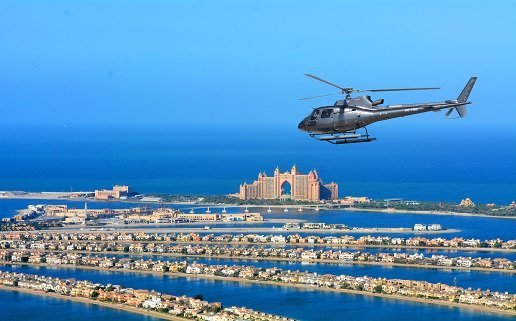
[0,284,187,321]
[13,248,516,274]
[1,193,514,220]
[343,207,516,219]
[1,262,514,317]
[1,235,514,253]
[95,218,306,228]
[42,226,462,235]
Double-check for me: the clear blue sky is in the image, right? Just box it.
[1,0,515,127]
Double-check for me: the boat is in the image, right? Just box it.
[284,208,289,212]
[189,209,194,214]
[244,207,249,213]
[206,207,211,214]
[267,206,272,213]
[222,207,227,213]
[298,207,303,212]
[315,206,320,211]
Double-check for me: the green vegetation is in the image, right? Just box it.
[228,198,315,206]
[152,193,515,217]
[91,290,100,299]
[153,193,319,206]
[373,285,383,293]
[353,201,516,217]
[204,304,223,313]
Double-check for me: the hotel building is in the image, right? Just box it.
[239,165,338,202]
[95,185,131,200]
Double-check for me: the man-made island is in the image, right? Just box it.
[1,253,515,315]
[2,204,461,235]
[1,182,515,218]
[1,232,514,272]
[0,271,295,321]
[1,182,515,318]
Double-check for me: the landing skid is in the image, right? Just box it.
[310,128,376,145]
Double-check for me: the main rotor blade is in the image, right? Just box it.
[358,87,440,93]
[298,93,341,101]
[304,74,350,92]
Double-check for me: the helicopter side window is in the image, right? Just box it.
[310,110,320,120]
[321,109,333,119]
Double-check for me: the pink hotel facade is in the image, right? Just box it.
[239,165,338,202]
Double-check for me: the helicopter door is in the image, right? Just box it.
[318,108,335,130]
[343,107,358,129]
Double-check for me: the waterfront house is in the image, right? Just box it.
[28,253,43,263]
[339,252,356,261]
[142,296,162,309]
[301,250,318,260]
[437,258,454,266]
[99,258,115,268]
[456,258,473,267]
[186,265,203,274]
[463,239,481,247]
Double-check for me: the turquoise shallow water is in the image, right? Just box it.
[0,265,513,321]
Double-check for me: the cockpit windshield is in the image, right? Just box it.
[310,109,320,120]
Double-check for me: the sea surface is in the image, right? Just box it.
[0,124,515,320]
[0,124,514,203]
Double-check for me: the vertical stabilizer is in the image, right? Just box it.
[458,77,477,102]
[455,77,477,117]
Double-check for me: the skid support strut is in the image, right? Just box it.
[309,127,376,144]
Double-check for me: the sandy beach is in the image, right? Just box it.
[0,192,90,201]
[1,262,514,317]
[99,218,307,228]
[43,226,461,235]
[0,284,188,321]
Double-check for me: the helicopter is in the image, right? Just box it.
[298,74,477,144]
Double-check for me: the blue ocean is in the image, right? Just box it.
[0,123,514,203]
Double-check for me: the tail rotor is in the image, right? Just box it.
[445,77,477,118]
